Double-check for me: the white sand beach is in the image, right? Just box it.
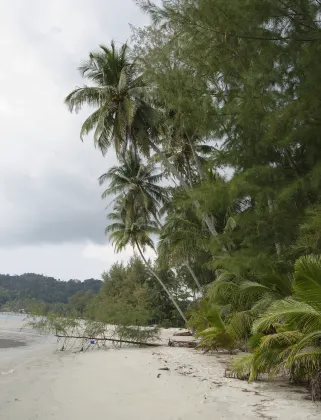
[0,315,320,419]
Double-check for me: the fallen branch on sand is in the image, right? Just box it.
[55,334,163,347]
[27,317,161,350]
[55,335,198,349]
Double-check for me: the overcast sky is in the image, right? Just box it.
[0,0,155,280]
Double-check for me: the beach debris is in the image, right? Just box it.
[168,339,197,348]
[158,367,170,371]
[1,369,14,375]
[157,374,161,378]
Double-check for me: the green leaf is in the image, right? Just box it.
[294,255,321,310]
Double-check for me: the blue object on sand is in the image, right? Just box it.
[90,340,95,344]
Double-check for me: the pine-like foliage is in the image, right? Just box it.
[65,0,321,398]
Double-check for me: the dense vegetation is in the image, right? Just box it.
[0,264,187,326]
[86,256,190,326]
[59,0,321,398]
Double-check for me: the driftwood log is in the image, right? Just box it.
[173,331,193,337]
[168,339,198,348]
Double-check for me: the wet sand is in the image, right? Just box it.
[0,338,26,348]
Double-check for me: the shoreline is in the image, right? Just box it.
[1,317,320,419]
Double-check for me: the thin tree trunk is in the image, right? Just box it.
[185,136,218,235]
[185,154,193,187]
[184,263,202,290]
[148,140,217,236]
[186,134,205,180]
[267,198,281,256]
[284,148,300,179]
[135,240,187,323]
[156,221,201,293]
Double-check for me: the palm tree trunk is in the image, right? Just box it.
[135,240,187,323]
[148,140,217,236]
[184,263,202,290]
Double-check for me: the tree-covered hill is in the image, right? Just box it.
[0,273,102,306]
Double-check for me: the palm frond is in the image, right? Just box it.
[259,331,303,352]
[227,310,254,341]
[65,41,153,155]
[294,255,321,310]
[291,348,321,378]
[65,86,101,112]
[80,109,101,140]
[229,353,255,379]
[253,298,321,334]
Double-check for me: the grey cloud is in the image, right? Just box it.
[0,163,111,246]
[0,0,149,281]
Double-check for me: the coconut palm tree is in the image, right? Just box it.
[65,41,217,236]
[65,41,153,157]
[99,148,166,223]
[101,150,205,294]
[230,255,321,399]
[207,268,293,343]
[186,299,236,352]
[106,198,187,322]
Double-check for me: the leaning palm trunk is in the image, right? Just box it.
[170,265,201,293]
[185,263,202,290]
[135,241,187,323]
[148,140,217,236]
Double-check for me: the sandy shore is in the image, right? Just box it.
[1,316,320,419]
